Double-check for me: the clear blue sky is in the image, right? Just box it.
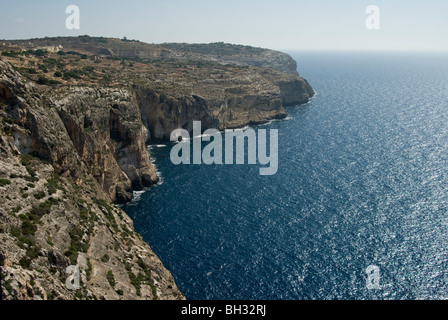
[1,0,447,51]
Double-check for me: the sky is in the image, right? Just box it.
[1,0,447,51]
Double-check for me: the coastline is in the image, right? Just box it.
[0,37,313,300]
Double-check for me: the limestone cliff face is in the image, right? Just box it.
[52,87,158,203]
[135,88,218,141]
[0,71,158,204]
[0,60,183,300]
[136,87,286,141]
[0,37,314,300]
[276,77,315,106]
[135,67,313,140]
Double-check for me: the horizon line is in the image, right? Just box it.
[1,35,447,54]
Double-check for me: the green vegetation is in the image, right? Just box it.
[37,76,61,85]
[86,258,92,281]
[8,172,60,269]
[19,154,38,177]
[28,197,59,222]
[14,212,42,269]
[63,70,82,80]
[47,290,57,300]
[9,206,22,215]
[1,275,16,299]
[47,234,54,246]
[43,58,57,65]
[94,197,119,232]
[46,176,65,195]
[25,175,39,183]
[38,64,48,73]
[65,51,82,56]
[33,191,46,200]
[78,201,97,237]
[83,65,94,73]
[106,270,116,288]
[127,257,158,299]
[2,117,14,125]
[64,225,88,265]
[28,49,47,57]
[0,178,11,187]
[2,51,20,57]
[20,218,37,236]
[1,49,48,58]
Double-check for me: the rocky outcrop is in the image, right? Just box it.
[276,77,315,106]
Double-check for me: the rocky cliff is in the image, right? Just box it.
[0,60,182,300]
[0,36,314,300]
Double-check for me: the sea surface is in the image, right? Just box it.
[123,51,448,299]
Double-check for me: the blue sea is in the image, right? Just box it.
[123,51,448,300]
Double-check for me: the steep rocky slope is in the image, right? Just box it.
[0,37,314,300]
[0,60,182,300]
